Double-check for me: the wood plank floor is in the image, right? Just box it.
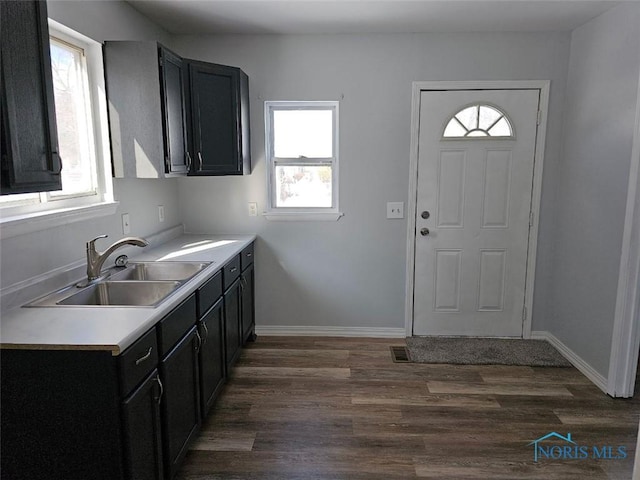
[176,337,640,480]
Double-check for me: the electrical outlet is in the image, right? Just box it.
[386,202,404,219]
[248,202,258,217]
[122,213,131,234]
[158,205,165,223]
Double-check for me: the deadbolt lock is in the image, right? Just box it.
[421,211,430,219]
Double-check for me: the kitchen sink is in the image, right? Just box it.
[109,261,210,282]
[57,281,181,307]
[26,280,182,308]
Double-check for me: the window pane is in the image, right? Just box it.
[455,106,478,131]
[50,39,95,196]
[488,117,512,137]
[273,110,333,158]
[478,106,502,130]
[443,120,467,137]
[275,165,332,208]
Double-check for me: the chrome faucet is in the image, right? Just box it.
[86,234,149,282]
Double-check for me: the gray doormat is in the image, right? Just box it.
[406,337,572,367]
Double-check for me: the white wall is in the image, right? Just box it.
[548,3,640,377]
[172,32,571,331]
[0,1,180,290]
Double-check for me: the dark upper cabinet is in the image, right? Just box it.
[1,0,62,194]
[104,41,188,177]
[159,47,189,174]
[188,61,251,176]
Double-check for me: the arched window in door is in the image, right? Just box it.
[443,104,514,138]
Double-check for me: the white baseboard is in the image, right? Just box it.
[254,325,407,338]
[531,330,608,394]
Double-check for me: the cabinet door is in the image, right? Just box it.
[160,326,201,479]
[1,0,62,194]
[188,62,241,175]
[241,263,255,342]
[199,298,225,417]
[122,370,164,480]
[159,46,189,174]
[224,279,242,368]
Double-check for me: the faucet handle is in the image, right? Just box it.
[87,234,108,248]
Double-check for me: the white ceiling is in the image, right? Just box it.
[127,0,625,35]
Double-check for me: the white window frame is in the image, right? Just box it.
[264,101,342,221]
[0,20,117,239]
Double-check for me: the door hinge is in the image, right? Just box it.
[522,305,528,322]
[536,110,542,125]
[529,211,535,227]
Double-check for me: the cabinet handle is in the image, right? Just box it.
[246,252,252,257]
[201,321,209,345]
[154,375,164,405]
[135,346,153,365]
[195,330,202,352]
[50,152,63,175]
[186,151,192,171]
[197,151,203,171]
[229,266,238,273]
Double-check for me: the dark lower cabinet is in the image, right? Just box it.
[122,370,164,480]
[224,278,242,369]
[199,297,226,417]
[240,263,255,342]
[160,326,201,480]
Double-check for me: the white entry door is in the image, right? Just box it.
[413,89,540,337]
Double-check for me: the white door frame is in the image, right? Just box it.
[607,71,640,398]
[404,80,551,338]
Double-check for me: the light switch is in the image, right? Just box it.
[248,202,258,217]
[158,205,165,223]
[387,202,404,219]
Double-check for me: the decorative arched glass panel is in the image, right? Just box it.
[443,104,514,138]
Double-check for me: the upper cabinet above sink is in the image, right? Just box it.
[103,41,251,178]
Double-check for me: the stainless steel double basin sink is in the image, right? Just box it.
[27,262,211,308]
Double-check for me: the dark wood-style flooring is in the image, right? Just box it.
[176,337,640,479]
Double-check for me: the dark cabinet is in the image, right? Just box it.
[199,298,226,417]
[1,0,62,194]
[160,325,201,479]
[159,47,189,174]
[187,61,251,176]
[104,42,188,177]
[224,278,242,369]
[122,370,164,480]
[241,263,255,342]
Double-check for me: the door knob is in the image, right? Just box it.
[420,228,430,236]
[421,211,430,219]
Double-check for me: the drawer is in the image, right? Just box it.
[197,270,222,318]
[240,243,254,271]
[223,254,241,291]
[157,294,197,357]
[119,327,158,396]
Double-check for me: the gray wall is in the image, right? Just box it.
[0,1,179,289]
[172,32,571,331]
[547,3,640,377]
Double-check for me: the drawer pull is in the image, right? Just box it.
[135,347,153,365]
[246,252,252,257]
[154,375,164,405]
[229,266,238,273]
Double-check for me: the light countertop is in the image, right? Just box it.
[0,234,255,356]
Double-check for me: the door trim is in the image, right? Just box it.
[606,70,640,398]
[404,80,551,338]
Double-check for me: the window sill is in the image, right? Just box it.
[0,201,119,239]
[263,211,344,222]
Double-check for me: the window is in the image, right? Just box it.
[0,20,115,237]
[264,101,342,220]
[443,104,514,138]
